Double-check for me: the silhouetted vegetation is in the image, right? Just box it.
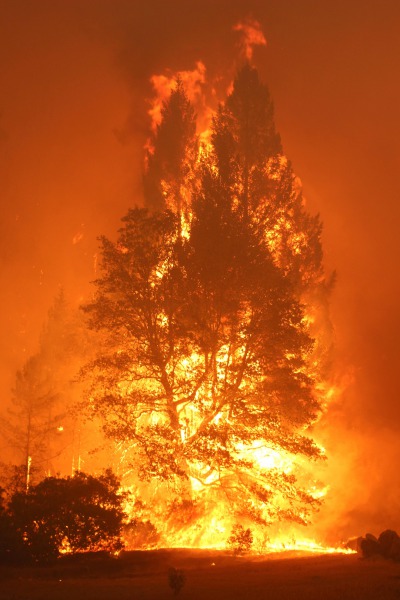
[0,470,125,564]
[227,524,254,555]
[123,518,160,549]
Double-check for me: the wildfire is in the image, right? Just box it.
[81,21,344,558]
[147,60,209,149]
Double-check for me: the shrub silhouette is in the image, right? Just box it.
[227,524,254,555]
[5,470,125,563]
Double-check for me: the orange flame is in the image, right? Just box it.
[117,51,344,555]
[148,61,207,133]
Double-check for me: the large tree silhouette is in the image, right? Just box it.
[83,65,331,537]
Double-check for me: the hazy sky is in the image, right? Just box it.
[1,0,400,537]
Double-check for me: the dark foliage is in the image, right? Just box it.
[0,470,125,564]
[357,530,400,561]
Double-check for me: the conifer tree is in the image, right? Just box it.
[0,291,90,488]
[144,78,197,230]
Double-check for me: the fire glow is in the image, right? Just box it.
[1,17,356,560]
[79,21,346,555]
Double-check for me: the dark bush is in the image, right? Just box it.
[0,488,30,564]
[378,530,400,560]
[2,470,126,564]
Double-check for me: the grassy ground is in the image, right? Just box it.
[1,549,400,600]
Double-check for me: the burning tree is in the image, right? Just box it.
[83,64,332,546]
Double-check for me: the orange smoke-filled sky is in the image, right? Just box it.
[1,0,400,531]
